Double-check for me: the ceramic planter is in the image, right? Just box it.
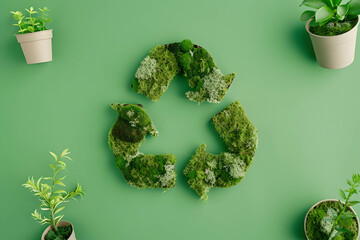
[41,220,76,240]
[16,29,53,64]
[306,18,359,69]
[304,199,360,240]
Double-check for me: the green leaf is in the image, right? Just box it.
[54,206,65,215]
[333,0,342,7]
[340,211,356,219]
[301,10,316,21]
[50,152,58,161]
[329,208,338,218]
[316,6,335,24]
[309,18,319,26]
[61,149,69,158]
[301,0,328,9]
[348,0,360,15]
[348,201,360,206]
[337,5,349,20]
[335,226,351,233]
[339,189,347,199]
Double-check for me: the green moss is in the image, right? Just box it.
[132,40,236,104]
[212,100,258,157]
[108,103,176,189]
[45,225,72,240]
[184,101,258,201]
[115,154,176,189]
[310,18,358,36]
[133,45,179,102]
[306,201,358,240]
[180,39,194,52]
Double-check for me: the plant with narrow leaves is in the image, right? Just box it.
[300,0,360,27]
[11,7,52,34]
[22,149,84,235]
[321,173,360,240]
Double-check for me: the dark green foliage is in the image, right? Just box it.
[306,201,358,240]
[45,225,72,240]
[132,39,235,103]
[310,18,358,36]
[184,101,258,201]
[108,103,177,189]
[180,39,194,52]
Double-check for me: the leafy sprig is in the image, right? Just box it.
[22,149,84,233]
[321,173,360,239]
[300,0,360,26]
[11,7,52,34]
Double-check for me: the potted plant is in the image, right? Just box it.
[11,7,53,64]
[300,0,360,69]
[22,149,84,240]
[304,173,360,240]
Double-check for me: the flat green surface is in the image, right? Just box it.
[1,0,360,239]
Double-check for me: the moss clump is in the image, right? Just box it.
[45,225,72,240]
[132,39,236,104]
[180,39,194,52]
[310,18,358,36]
[184,101,258,201]
[115,154,176,189]
[108,103,176,189]
[132,45,179,102]
[306,201,358,240]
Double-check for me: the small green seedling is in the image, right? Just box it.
[22,149,84,238]
[11,7,52,34]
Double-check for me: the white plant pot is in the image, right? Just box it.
[306,18,359,69]
[16,29,53,64]
[41,220,76,240]
[304,199,360,240]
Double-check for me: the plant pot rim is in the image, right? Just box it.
[304,199,360,240]
[41,220,75,240]
[305,16,359,39]
[16,29,53,37]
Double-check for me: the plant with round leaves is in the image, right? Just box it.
[22,149,84,239]
[10,6,52,34]
[300,0,360,26]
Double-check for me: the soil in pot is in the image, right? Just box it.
[310,18,358,36]
[45,225,72,240]
[306,201,358,240]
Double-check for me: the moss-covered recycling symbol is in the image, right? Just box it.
[108,39,258,201]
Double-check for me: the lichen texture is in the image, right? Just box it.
[108,103,176,189]
[183,101,258,201]
[132,39,235,103]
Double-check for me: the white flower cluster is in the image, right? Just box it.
[223,152,246,179]
[135,56,157,80]
[202,68,227,103]
[159,164,175,187]
[205,169,216,185]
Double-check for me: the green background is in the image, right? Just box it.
[1,0,360,239]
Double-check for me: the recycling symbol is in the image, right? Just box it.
[108,40,258,201]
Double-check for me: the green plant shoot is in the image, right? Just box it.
[11,6,52,34]
[322,173,360,239]
[22,149,84,233]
